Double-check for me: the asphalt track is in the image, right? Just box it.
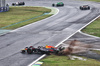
[0,0,100,66]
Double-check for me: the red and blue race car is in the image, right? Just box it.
[21,45,63,55]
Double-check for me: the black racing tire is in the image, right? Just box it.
[80,7,82,10]
[62,4,64,6]
[23,2,25,5]
[12,3,15,6]
[88,7,90,10]
[27,48,33,54]
[52,4,55,7]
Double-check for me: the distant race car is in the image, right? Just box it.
[12,2,25,6]
[21,45,62,55]
[52,2,64,7]
[80,5,90,10]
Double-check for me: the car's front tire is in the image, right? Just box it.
[52,4,55,7]
[62,4,64,6]
[12,3,15,6]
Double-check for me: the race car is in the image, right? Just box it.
[12,2,25,6]
[21,45,60,55]
[80,5,90,10]
[52,2,64,7]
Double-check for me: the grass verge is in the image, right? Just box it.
[0,6,52,29]
[40,55,100,66]
[82,17,100,37]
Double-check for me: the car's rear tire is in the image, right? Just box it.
[27,48,33,54]
[23,2,25,5]
[12,3,15,6]
[88,7,90,10]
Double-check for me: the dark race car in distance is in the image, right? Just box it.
[52,2,64,7]
[80,5,90,10]
[12,2,25,6]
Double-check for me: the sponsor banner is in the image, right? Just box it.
[0,5,9,12]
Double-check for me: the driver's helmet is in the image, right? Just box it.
[25,47,28,50]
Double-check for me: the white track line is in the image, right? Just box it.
[28,9,100,66]
[79,15,100,31]
[78,14,100,39]
[28,54,46,66]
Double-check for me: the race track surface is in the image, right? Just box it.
[0,0,100,66]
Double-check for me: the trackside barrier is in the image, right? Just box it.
[0,5,9,12]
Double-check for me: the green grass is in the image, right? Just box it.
[0,7,52,29]
[40,55,100,66]
[82,18,100,37]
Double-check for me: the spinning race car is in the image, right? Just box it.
[80,5,90,10]
[12,2,25,6]
[21,45,62,55]
[52,2,64,7]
